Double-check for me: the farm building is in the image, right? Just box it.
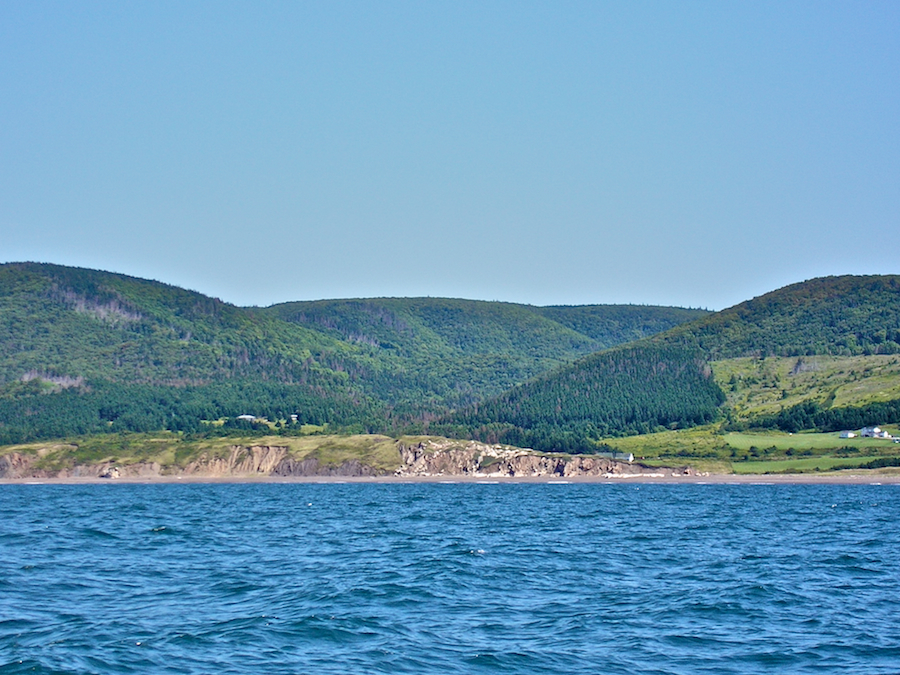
[860,426,893,439]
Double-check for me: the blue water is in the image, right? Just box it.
[1,483,899,674]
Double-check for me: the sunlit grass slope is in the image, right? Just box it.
[712,354,900,416]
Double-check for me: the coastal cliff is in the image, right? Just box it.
[0,444,385,480]
[0,434,696,480]
[396,438,690,478]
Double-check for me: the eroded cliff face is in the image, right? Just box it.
[0,452,165,480]
[0,439,695,480]
[0,453,38,479]
[182,445,289,476]
[396,439,694,478]
[0,445,388,480]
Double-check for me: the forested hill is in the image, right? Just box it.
[0,262,351,386]
[658,275,900,359]
[451,275,900,450]
[264,298,706,365]
[0,262,705,443]
[445,342,726,452]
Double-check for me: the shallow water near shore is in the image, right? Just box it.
[2,483,899,674]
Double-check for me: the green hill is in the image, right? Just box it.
[454,275,900,449]
[264,297,705,411]
[713,354,900,418]
[0,262,704,443]
[661,275,900,358]
[446,343,725,452]
[0,262,354,385]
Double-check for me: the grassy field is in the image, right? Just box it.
[711,354,900,417]
[730,456,888,474]
[599,426,729,460]
[601,425,900,473]
[724,431,897,452]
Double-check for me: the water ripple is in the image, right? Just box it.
[1,483,899,673]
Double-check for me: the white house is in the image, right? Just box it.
[236,414,256,421]
[839,431,857,439]
[860,426,893,439]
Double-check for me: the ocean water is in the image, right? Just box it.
[1,483,899,675]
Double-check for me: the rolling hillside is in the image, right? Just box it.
[660,275,900,358]
[0,262,704,443]
[9,264,896,452]
[455,275,900,450]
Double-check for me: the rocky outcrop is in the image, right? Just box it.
[182,446,386,477]
[0,452,38,479]
[398,441,485,475]
[0,452,160,479]
[397,439,695,478]
[273,457,383,477]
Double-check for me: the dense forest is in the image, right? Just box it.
[0,379,382,446]
[440,344,726,452]
[0,262,705,443]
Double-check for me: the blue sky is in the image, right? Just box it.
[1,1,897,309]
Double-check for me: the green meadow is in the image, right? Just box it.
[712,355,900,417]
[730,456,890,474]
[602,426,900,474]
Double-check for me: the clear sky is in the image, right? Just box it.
[1,1,898,310]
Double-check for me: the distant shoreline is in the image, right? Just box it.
[3,471,899,486]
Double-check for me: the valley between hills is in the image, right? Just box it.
[2,262,900,479]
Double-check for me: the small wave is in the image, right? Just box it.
[80,527,118,540]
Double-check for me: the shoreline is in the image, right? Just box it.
[3,471,900,486]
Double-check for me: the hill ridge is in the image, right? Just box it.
[0,261,706,444]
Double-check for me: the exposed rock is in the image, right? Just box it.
[397,438,693,478]
[182,446,385,477]
[273,457,384,477]
[0,452,36,479]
